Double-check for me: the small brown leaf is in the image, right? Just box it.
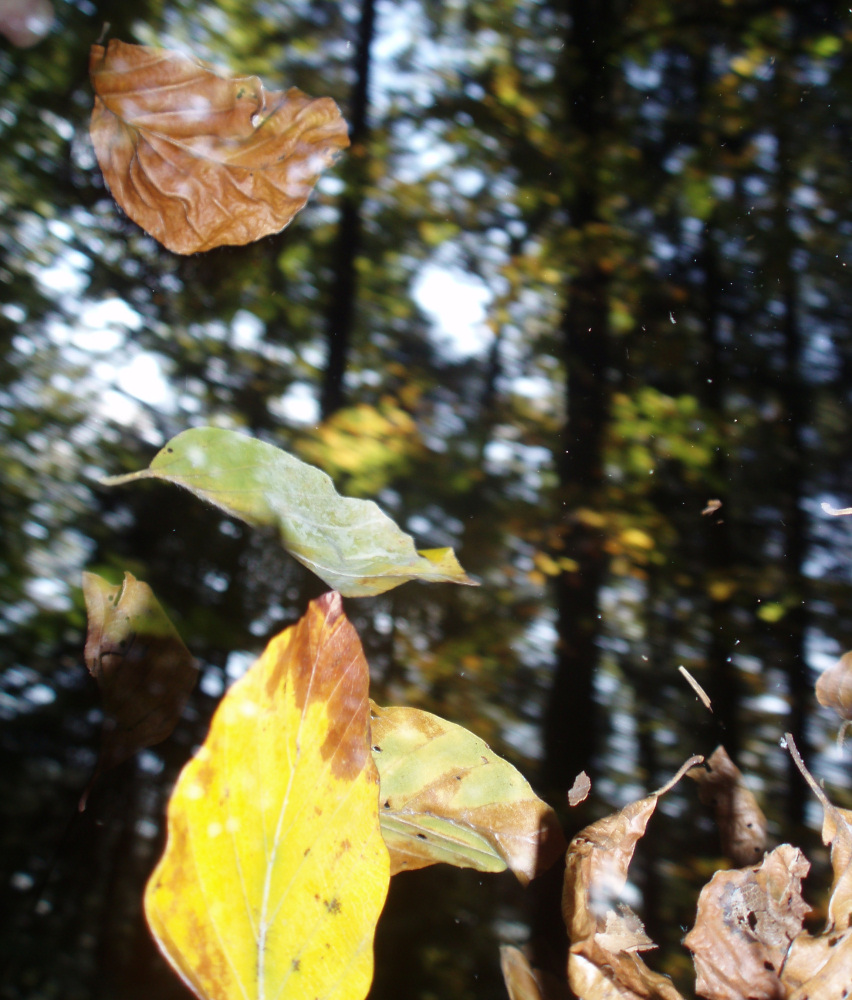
[500,946,571,1000]
[815,649,852,722]
[690,746,768,866]
[81,571,197,806]
[568,771,591,807]
[89,40,349,254]
[684,844,810,1000]
[563,757,701,1000]
[781,733,852,998]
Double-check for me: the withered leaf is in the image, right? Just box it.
[500,945,571,1000]
[563,757,702,1000]
[690,746,767,867]
[781,734,852,998]
[81,571,197,807]
[568,770,591,807]
[684,844,810,1000]
[89,40,349,254]
[815,649,852,722]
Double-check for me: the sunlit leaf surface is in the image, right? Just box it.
[144,592,389,1000]
[371,703,566,883]
[103,427,477,597]
[89,39,349,253]
[81,571,197,806]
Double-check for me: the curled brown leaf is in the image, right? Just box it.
[815,649,852,723]
[690,746,767,867]
[684,844,810,1000]
[89,40,349,253]
[562,756,701,1000]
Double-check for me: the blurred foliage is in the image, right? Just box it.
[2,0,852,997]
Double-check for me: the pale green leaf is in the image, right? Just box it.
[371,703,566,884]
[102,427,477,598]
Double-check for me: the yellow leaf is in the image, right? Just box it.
[619,528,654,551]
[144,592,390,1000]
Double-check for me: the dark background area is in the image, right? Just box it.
[3,0,852,997]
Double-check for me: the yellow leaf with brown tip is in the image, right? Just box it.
[144,592,389,1000]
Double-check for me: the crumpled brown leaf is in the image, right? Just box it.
[683,844,810,1000]
[815,649,852,722]
[563,756,702,1000]
[81,571,197,807]
[690,746,768,866]
[89,40,349,254]
[780,734,852,998]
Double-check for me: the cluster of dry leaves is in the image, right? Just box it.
[81,38,852,1000]
[502,650,852,1000]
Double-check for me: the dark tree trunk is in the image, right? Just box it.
[541,0,613,797]
[319,0,376,419]
[774,74,809,828]
[700,216,742,758]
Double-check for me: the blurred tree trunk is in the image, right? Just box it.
[320,0,375,418]
[700,214,742,757]
[542,0,613,796]
[773,72,809,827]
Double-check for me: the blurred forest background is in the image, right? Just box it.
[3,0,852,997]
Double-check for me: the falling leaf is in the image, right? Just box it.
[0,0,53,46]
[145,592,389,1000]
[815,649,852,722]
[568,771,591,807]
[500,945,571,1000]
[81,571,197,808]
[678,666,713,712]
[563,757,702,1000]
[102,427,476,597]
[689,746,767,867]
[370,703,566,884]
[89,40,349,254]
[500,946,546,1000]
[821,502,852,516]
[781,734,852,998]
[684,844,810,1000]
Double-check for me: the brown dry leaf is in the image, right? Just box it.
[81,571,197,807]
[683,844,810,1000]
[563,756,702,1000]
[499,945,571,1000]
[815,649,852,722]
[780,734,852,998]
[89,40,349,254]
[568,771,591,807]
[690,746,768,866]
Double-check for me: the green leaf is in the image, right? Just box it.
[371,703,566,884]
[101,427,477,598]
